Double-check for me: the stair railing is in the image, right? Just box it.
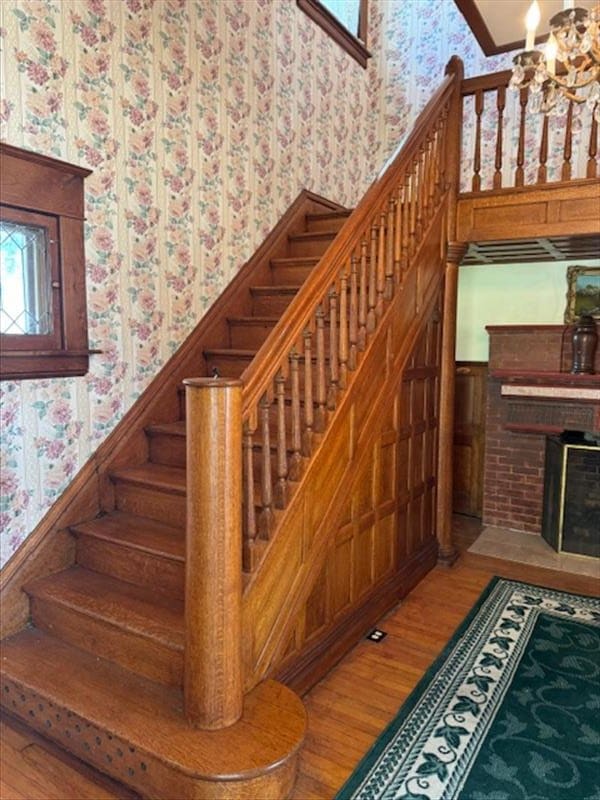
[461,69,599,192]
[240,60,461,572]
[183,57,463,729]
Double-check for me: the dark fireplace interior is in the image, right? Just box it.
[542,431,600,559]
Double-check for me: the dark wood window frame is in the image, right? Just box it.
[0,143,95,380]
[297,0,371,68]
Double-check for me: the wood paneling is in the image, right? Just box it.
[457,180,600,243]
[453,362,487,517]
[268,285,444,694]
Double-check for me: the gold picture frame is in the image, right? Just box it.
[564,266,600,323]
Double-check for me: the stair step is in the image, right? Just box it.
[25,567,184,687]
[250,284,301,315]
[109,464,186,527]
[72,511,185,599]
[304,209,352,232]
[203,348,255,379]
[287,230,337,257]
[270,256,319,284]
[1,629,305,799]
[146,420,187,469]
[227,316,279,349]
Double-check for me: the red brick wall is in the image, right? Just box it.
[483,379,545,533]
[483,325,599,534]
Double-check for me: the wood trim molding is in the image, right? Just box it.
[453,0,546,56]
[296,0,371,68]
[0,189,346,639]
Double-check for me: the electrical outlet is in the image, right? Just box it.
[366,629,387,642]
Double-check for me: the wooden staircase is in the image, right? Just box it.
[1,205,352,800]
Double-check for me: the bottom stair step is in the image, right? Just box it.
[1,629,306,800]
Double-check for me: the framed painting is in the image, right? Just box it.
[564,266,600,323]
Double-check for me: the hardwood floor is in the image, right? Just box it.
[2,515,598,800]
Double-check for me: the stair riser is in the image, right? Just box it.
[251,292,297,316]
[287,236,334,258]
[270,264,315,285]
[1,678,300,800]
[204,354,251,379]
[29,598,183,687]
[76,535,185,600]
[228,321,276,349]
[148,433,186,469]
[114,482,186,528]
[305,214,349,232]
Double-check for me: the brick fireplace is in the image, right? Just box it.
[483,325,600,535]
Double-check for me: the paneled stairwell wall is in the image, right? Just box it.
[0,0,548,566]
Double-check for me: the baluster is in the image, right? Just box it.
[415,147,424,240]
[385,199,395,300]
[376,211,386,319]
[358,238,368,349]
[315,305,327,431]
[587,105,598,179]
[472,89,484,191]
[339,270,349,387]
[494,85,506,189]
[288,349,302,481]
[242,419,258,572]
[409,165,418,257]
[367,222,377,331]
[393,187,402,285]
[274,371,288,509]
[438,104,448,192]
[537,113,549,184]
[302,329,314,455]
[349,255,358,370]
[327,289,339,409]
[428,130,437,212]
[259,393,274,538]
[423,140,431,221]
[561,100,574,182]
[515,87,528,187]
[401,175,410,275]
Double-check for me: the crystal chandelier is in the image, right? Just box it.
[510,0,600,119]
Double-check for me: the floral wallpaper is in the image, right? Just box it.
[0,0,592,566]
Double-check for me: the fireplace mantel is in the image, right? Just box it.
[491,370,600,404]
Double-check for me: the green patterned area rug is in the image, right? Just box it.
[336,578,600,800]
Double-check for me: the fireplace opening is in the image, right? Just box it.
[541,431,600,559]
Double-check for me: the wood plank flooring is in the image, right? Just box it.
[2,516,598,800]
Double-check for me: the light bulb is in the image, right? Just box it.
[525,0,541,50]
[546,33,558,74]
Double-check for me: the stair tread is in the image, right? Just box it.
[305,209,351,220]
[110,463,186,494]
[270,256,320,266]
[249,285,302,294]
[204,348,256,358]
[25,567,184,649]
[71,511,185,561]
[146,420,186,438]
[288,230,338,241]
[227,316,279,325]
[1,628,306,779]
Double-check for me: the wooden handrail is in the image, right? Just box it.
[461,69,512,96]
[240,71,455,416]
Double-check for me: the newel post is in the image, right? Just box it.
[436,56,465,566]
[183,378,243,729]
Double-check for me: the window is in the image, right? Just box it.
[297,0,370,68]
[0,143,93,380]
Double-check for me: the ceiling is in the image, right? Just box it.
[454,0,598,55]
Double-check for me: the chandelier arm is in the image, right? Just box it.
[549,69,600,91]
